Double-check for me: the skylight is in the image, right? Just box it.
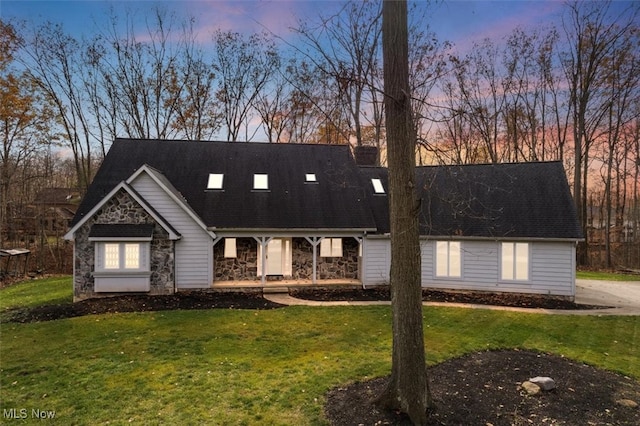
[305,173,317,183]
[371,178,385,194]
[253,174,269,190]
[207,173,224,190]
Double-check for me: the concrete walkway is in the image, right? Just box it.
[264,279,640,316]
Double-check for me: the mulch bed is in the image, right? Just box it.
[326,349,640,425]
[3,291,283,323]
[291,287,607,310]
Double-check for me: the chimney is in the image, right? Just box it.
[354,145,378,166]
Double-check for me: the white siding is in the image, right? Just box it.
[421,240,575,297]
[365,238,575,297]
[362,238,390,286]
[131,173,213,288]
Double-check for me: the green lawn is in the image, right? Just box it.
[577,270,640,281]
[1,277,639,425]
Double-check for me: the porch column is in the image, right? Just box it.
[211,237,223,285]
[254,237,272,286]
[304,237,321,285]
[354,237,363,287]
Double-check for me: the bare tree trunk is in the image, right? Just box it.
[376,1,431,424]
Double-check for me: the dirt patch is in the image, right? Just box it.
[326,349,640,425]
[3,291,283,323]
[291,287,607,310]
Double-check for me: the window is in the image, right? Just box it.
[207,173,224,189]
[224,238,237,258]
[305,173,317,183]
[320,238,343,257]
[501,242,529,281]
[436,241,461,278]
[96,242,148,272]
[253,174,269,190]
[371,178,385,194]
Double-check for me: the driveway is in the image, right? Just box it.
[576,278,640,313]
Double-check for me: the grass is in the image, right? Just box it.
[577,270,640,281]
[0,276,71,321]
[1,277,639,425]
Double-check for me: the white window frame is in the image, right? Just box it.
[95,241,150,273]
[435,241,462,278]
[501,242,530,281]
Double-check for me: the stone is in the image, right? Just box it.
[521,381,541,395]
[529,376,556,391]
[616,399,638,408]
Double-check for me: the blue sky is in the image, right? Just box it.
[1,0,580,53]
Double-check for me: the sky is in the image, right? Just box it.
[1,0,582,54]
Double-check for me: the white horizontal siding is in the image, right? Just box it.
[529,242,575,296]
[419,240,574,297]
[362,238,390,286]
[131,173,212,288]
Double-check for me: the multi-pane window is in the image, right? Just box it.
[501,242,529,281]
[104,243,120,269]
[97,242,147,271]
[436,241,461,278]
[124,244,140,269]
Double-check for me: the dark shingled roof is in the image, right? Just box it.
[89,224,155,238]
[73,139,581,240]
[73,139,376,230]
[360,162,583,239]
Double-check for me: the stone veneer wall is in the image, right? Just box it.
[213,238,258,281]
[73,189,175,300]
[317,238,359,279]
[213,237,360,281]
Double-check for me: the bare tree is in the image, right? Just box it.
[213,30,279,141]
[561,0,639,265]
[0,20,55,245]
[376,1,431,424]
[21,22,95,192]
[291,0,382,147]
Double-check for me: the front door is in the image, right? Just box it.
[266,238,283,275]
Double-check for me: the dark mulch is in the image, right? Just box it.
[291,287,607,310]
[3,286,608,324]
[3,291,283,323]
[326,349,640,425]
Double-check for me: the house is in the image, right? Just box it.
[64,139,583,301]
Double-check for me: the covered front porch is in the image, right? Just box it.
[211,234,364,288]
[210,277,362,290]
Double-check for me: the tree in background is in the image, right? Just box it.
[561,0,639,265]
[376,1,432,424]
[213,30,279,141]
[0,20,55,246]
